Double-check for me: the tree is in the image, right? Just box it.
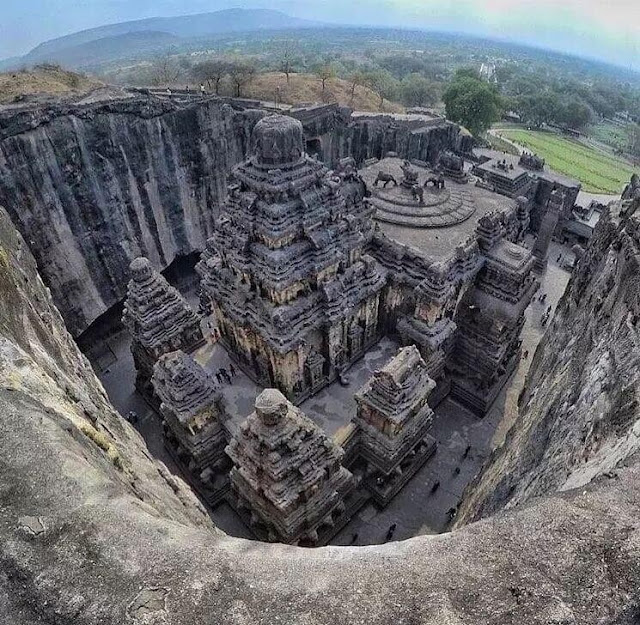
[365,70,398,112]
[149,55,181,86]
[348,70,366,106]
[400,73,438,108]
[517,92,561,127]
[443,75,503,136]
[192,59,230,95]
[278,41,299,85]
[557,99,593,129]
[228,60,257,98]
[314,63,336,99]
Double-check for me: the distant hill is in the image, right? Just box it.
[21,9,320,66]
[24,31,182,69]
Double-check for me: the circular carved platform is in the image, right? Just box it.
[371,183,476,228]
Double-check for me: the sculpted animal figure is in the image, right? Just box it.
[374,171,398,188]
[401,160,419,185]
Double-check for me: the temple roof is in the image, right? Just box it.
[355,346,436,424]
[152,350,220,425]
[252,115,304,167]
[201,114,385,354]
[226,389,347,512]
[122,257,200,352]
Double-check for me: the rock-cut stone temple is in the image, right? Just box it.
[226,388,357,545]
[198,115,387,402]
[152,350,229,505]
[122,257,204,401]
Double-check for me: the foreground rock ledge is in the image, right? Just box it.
[1,204,639,624]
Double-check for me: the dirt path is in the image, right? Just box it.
[487,128,523,154]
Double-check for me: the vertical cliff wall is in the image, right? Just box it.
[0,204,214,530]
[337,116,461,165]
[0,98,259,335]
[457,207,640,524]
[0,97,461,336]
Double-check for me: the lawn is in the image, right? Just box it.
[499,129,638,194]
[587,120,633,153]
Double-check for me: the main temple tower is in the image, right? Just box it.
[199,115,387,401]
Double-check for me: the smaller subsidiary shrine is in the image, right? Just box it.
[122,257,203,400]
[226,388,359,545]
[152,350,229,506]
[352,346,437,505]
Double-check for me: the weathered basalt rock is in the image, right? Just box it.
[1,202,640,625]
[0,96,461,336]
[0,97,257,335]
[122,256,203,399]
[226,388,356,545]
[457,206,640,522]
[152,350,229,505]
[352,346,438,505]
[199,114,387,401]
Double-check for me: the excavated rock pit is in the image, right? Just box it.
[1,201,640,623]
[0,93,639,623]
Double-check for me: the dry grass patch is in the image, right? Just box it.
[80,423,124,470]
[244,72,404,114]
[0,65,102,104]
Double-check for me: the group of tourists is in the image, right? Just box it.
[214,363,237,385]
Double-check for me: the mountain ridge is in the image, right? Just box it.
[21,8,321,65]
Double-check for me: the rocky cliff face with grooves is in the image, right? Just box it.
[0,97,256,335]
[0,96,461,336]
[2,202,640,623]
[457,207,640,525]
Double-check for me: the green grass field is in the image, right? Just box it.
[587,120,633,152]
[499,129,638,194]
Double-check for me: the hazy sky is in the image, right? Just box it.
[1,0,638,69]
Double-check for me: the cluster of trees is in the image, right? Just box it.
[499,66,640,129]
[134,43,638,137]
[311,63,440,109]
[255,42,443,109]
[189,51,442,110]
[191,59,257,97]
[514,92,593,129]
[142,55,260,97]
[443,69,503,135]
[142,52,426,109]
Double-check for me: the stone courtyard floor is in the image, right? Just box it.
[85,239,572,545]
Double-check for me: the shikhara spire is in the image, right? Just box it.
[123,257,203,399]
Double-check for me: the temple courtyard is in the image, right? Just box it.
[82,239,572,544]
